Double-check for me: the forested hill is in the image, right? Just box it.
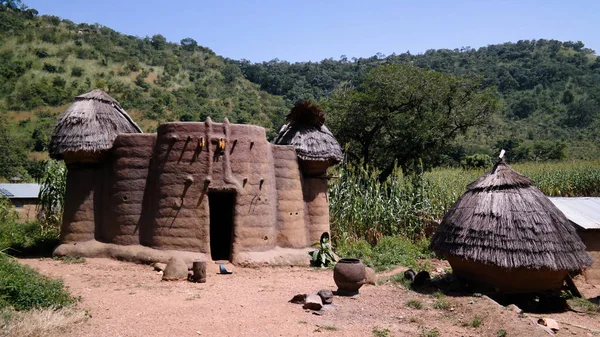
[235,41,600,161]
[1,1,600,183]
[0,3,288,132]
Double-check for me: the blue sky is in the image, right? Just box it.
[25,0,599,63]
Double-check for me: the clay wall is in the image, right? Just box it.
[272,145,308,248]
[227,122,278,253]
[577,229,600,285]
[61,164,101,242]
[302,177,330,243]
[12,199,38,222]
[102,134,156,245]
[142,119,278,256]
[57,120,335,264]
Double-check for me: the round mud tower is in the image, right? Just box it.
[103,134,156,245]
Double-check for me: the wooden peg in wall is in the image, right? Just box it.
[198,137,205,149]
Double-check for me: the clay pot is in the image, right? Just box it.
[333,258,366,295]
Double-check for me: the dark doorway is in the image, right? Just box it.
[209,192,235,260]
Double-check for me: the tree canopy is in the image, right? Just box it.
[326,65,501,181]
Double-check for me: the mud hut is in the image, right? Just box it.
[429,159,592,293]
[52,107,343,265]
[274,101,343,242]
[49,90,142,242]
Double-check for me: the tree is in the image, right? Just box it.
[327,64,501,181]
[180,37,197,52]
[150,34,167,50]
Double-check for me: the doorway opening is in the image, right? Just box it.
[208,191,235,261]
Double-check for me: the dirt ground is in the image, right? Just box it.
[17,258,600,337]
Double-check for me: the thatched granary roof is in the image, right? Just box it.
[49,90,142,159]
[429,160,592,271]
[273,101,343,163]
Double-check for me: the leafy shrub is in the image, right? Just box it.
[0,220,59,257]
[336,236,432,271]
[70,66,84,77]
[462,154,492,169]
[308,234,336,267]
[34,48,49,58]
[0,254,73,310]
[42,63,57,73]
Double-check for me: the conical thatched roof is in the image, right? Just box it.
[273,101,343,163]
[429,160,592,271]
[49,90,142,159]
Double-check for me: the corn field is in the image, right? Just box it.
[329,160,600,244]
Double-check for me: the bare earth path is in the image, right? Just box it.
[17,258,599,337]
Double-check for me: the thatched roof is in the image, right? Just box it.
[273,101,343,163]
[429,160,592,271]
[49,90,142,159]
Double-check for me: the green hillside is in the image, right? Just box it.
[235,41,600,163]
[1,1,600,183]
[0,2,288,181]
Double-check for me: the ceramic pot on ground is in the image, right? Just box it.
[333,258,366,295]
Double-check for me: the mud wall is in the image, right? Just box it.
[142,119,278,256]
[12,199,38,222]
[272,145,308,248]
[578,229,600,285]
[227,121,278,253]
[448,255,568,292]
[61,164,101,242]
[302,177,330,244]
[102,134,156,245]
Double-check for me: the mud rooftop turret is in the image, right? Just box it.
[51,92,343,265]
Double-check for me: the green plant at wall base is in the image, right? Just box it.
[308,235,336,267]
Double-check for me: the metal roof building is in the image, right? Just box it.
[0,184,40,199]
[549,197,600,285]
[549,197,600,230]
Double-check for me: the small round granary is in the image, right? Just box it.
[429,159,592,293]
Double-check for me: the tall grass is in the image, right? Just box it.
[329,160,600,244]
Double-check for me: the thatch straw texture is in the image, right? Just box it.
[274,124,343,163]
[273,101,343,163]
[50,90,142,159]
[429,160,592,271]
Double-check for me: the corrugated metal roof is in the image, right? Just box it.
[0,184,40,199]
[549,197,600,230]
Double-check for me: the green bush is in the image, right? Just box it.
[71,66,84,77]
[336,236,433,271]
[0,220,59,257]
[0,254,73,310]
